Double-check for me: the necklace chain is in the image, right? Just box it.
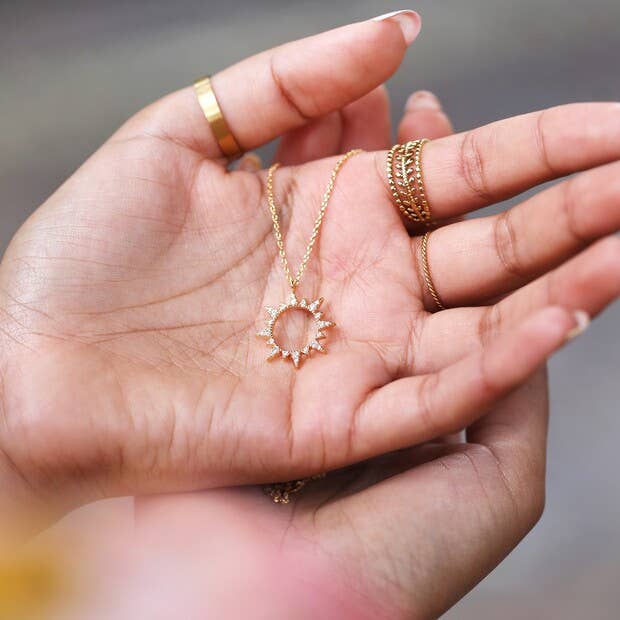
[261,149,361,502]
[266,149,362,290]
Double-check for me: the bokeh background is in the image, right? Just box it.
[1,1,618,617]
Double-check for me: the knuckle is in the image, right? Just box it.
[477,304,503,347]
[269,54,316,121]
[560,177,590,246]
[533,109,558,177]
[468,443,546,534]
[458,130,493,203]
[404,307,424,374]
[493,210,529,280]
[475,349,500,400]
[417,373,441,436]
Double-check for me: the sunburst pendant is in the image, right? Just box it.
[257,292,335,368]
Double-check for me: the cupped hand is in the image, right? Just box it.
[134,370,552,620]
[1,14,619,532]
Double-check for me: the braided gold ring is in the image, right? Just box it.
[387,139,433,223]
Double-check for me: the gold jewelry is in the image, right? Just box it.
[264,473,326,504]
[257,149,362,369]
[261,151,361,504]
[387,139,432,223]
[193,76,242,159]
[421,231,446,311]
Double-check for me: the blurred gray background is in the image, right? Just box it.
[1,0,618,617]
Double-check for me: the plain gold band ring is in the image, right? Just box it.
[421,231,446,311]
[194,75,243,160]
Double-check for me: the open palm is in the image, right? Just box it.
[1,16,619,526]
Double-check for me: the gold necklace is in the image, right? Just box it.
[257,149,362,369]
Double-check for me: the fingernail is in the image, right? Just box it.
[236,152,262,172]
[406,90,442,112]
[566,310,591,341]
[371,10,421,46]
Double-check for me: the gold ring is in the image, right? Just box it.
[421,231,446,311]
[387,139,432,223]
[193,76,243,159]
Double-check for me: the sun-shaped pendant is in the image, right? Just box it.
[257,292,335,368]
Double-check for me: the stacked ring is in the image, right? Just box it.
[386,138,432,223]
[387,139,446,310]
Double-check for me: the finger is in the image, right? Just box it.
[397,90,454,141]
[340,86,392,152]
[275,86,391,165]
[275,112,343,166]
[378,102,620,221]
[354,306,577,459]
[321,370,550,619]
[495,235,620,332]
[396,90,458,243]
[117,12,420,158]
[411,160,620,307]
[415,237,619,374]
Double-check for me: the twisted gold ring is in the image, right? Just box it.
[421,230,446,311]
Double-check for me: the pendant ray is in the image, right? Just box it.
[267,346,280,360]
[308,298,323,312]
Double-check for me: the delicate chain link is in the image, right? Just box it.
[266,149,362,290]
[263,149,361,504]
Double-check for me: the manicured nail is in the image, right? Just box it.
[406,90,442,112]
[371,10,421,46]
[566,310,591,341]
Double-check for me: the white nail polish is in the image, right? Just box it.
[371,10,421,46]
[566,310,591,341]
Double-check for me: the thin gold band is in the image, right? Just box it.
[421,231,446,311]
[193,75,243,159]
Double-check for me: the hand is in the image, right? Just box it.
[134,370,552,620]
[1,14,619,533]
[130,90,546,620]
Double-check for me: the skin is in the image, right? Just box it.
[132,91,547,620]
[0,13,619,616]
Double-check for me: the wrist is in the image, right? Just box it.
[0,446,45,545]
[0,345,77,544]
